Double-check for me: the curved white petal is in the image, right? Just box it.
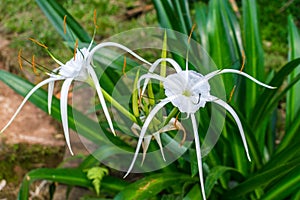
[60,78,74,155]
[88,66,116,136]
[139,58,182,96]
[124,95,178,178]
[0,77,61,133]
[138,73,167,96]
[153,132,166,161]
[141,135,152,165]
[48,81,55,114]
[88,42,152,67]
[211,96,251,161]
[200,69,276,90]
[48,68,62,114]
[191,114,206,200]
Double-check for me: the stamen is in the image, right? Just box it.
[32,55,37,74]
[197,93,202,104]
[240,50,245,72]
[123,56,127,77]
[18,50,23,70]
[174,113,180,129]
[29,38,48,49]
[227,85,236,103]
[63,15,67,34]
[93,9,99,29]
[188,24,196,45]
[73,39,78,61]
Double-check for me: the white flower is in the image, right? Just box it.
[125,58,276,200]
[1,40,151,155]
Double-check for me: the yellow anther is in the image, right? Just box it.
[188,24,196,44]
[64,15,67,34]
[240,50,245,72]
[18,50,23,70]
[73,39,78,61]
[228,85,236,103]
[32,55,37,74]
[29,38,48,49]
[122,56,127,77]
[93,9,99,29]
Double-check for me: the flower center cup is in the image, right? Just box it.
[163,70,211,114]
[59,48,90,81]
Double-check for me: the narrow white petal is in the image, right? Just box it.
[88,66,116,135]
[153,132,166,161]
[204,69,276,89]
[139,58,182,96]
[0,77,60,133]
[60,78,74,155]
[141,135,152,165]
[88,42,152,67]
[124,95,178,178]
[138,73,167,97]
[148,58,182,74]
[48,81,55,114]
[191,114,206,200]
[211,97,251,161]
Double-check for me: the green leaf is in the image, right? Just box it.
[223,158,300,199]
[84,167,109,196]
[114,173,196,200]
[18,168,92,200]
[242,0,265,117]
[261,165,300,200]
[251,58,300,130]
[35,0,91,43]
[183,184,202,200]
[286,15,300,127]
[205,166,242,197]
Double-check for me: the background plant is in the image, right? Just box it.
[0,0,300,199]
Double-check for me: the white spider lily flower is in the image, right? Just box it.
[125,58,276,200]
[131,117,186,165]
[1,40,151,156]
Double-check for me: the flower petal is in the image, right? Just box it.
[0,77,60,133]
[191,113,206,200]
[138,73,167,96]
[211,96,251,161]
[60,78,74,155]
[141,135,152,165]
[139,58,182,96]
[201,69,276,90]
[88,66,116,136]
[88,42,152,67]
[153,132,166,161]
[123,95,178,178]
[48,80,55,114]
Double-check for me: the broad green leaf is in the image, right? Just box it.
[286,15,300,127]
[18,168,92,200]
[242,0,265,117]
[35,0,91,43]
[205,166,242,197]
[261,165,300,200]
[183,184,202,200]
[251,58,300,130]
[114,173,196,200]
[223,158,300,199]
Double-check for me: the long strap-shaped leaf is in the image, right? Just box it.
[35,0,91,43]
[286,15,300,127]
[18,168,127,200]
[114,173,197,200]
